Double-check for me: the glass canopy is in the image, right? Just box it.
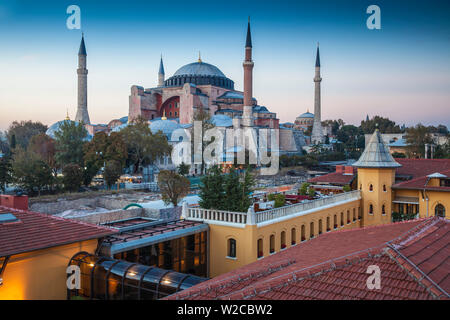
[67,252,207,300]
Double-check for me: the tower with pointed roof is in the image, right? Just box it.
[242,17,254,127]
[158,55,165,87]
[75,34,90,124]
[311,43,323,144]
[353,129,402,226]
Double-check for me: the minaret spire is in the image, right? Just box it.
[75,34,90,124]
[311,42,323,144]
[245,16,252,48]
[158,55,165,87]
[242,17,254,127]
[315,42,320,67]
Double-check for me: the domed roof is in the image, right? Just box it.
[149,119,181,136]
[46,120,92,141]
[298,111,314,118]
[210,114,233,127]
[173,61,226,78]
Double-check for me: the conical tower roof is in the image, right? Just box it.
[78,34,87,55]
[353,129,402,168]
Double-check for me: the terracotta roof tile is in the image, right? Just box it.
[0,205,117,257]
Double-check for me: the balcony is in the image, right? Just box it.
[183,190,361,227]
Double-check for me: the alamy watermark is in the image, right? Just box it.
[170,123,280,175]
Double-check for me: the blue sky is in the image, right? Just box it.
[0,0,449,130]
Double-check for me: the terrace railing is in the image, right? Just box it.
[253,190,361,224]
[183,190,361,226]
[184,207,247,225]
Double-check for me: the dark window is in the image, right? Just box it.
[382,204,386,215]
[435,204,446,217]
[369,204,374,214]
[270,235,275,253]
[291,228,296,245]
[383,185,387,192]
[228,239,236,258]
[257,239,263,258]
[281,231,286,249]
[369,184,373,191]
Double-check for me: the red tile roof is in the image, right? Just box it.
[390,218,450,294]
[395,158,450,180]
[167,218,449,300]
[307,171,356,186]
[0,205,117,257]
[392,168,450,191]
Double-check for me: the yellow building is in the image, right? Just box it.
[0,205,116,300]
[182,129,450,277]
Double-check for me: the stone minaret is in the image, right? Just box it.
[158,55,165,87]
[75,34,90,124]
[311,43,323,144]
[242,18,254,127]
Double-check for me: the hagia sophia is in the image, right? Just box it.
[46,19,327,173]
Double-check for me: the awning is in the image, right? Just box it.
[393,196,419,205]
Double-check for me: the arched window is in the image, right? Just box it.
[353,208,356,221]
[383,185,387,192]
[227,239,236,258]
[257,239,263,258]
[291,228,296,245]
[347,210,351,224]
[270,235,275,253]
[340,212,344,226]
[281,231,286,249]
[382,204,386,215]
[310,222,314,239]
[358,207,362,219]
[301,225,306,241]
[435,204,446,217]
[369,204,374,214]
[369,184,373,192]
[334,215,337,229]
[326,216,331,231]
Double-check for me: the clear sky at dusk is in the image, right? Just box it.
[0,0,449,130]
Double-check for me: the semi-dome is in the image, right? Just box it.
[298,111,314,118]
[150,119,181,137]
[210,114,233,127]
[46,120,92,141]
[173,61,226,78]
[164,60,234,90]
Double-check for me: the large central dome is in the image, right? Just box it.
[173,61,226,78]
[164,60,234,90]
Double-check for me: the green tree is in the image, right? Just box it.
[84,131,127,169]
[434,137,450,159]
[199,165,225,209]
[299,182,310,195]
[308,187,316,197]
[177,162,190,176]
[360,116,402,134]
[28,133,57,175]
[12,148,53,196]
[7,120,47,150]
[103,160,123,189]
[119,117,171,173]
[342,185,351,192]
[0,155,12,193]
[405,124,433,158]
[54,121,88,167]
[240,169,255,212]
[157,170,190,207]
[223,169,242,212]
[62,164,84,192]
[268,193,285,208]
